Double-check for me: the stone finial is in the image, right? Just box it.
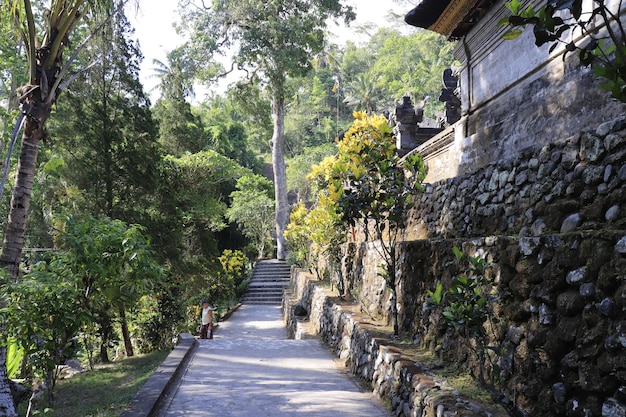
[439,68,461,126]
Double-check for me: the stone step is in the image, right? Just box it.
[246,285,284,290]
[247,287,284,292]
[252,273,291,279]
[242,294,283,301]
[248,279,289,285]
[254,264,290,269]
[242,300,283,305]
[252,273,290,279]
[242,260,291,305]
[253,272,290,277]
[247,290,286,296]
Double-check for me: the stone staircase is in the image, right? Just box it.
[242,259,291,305]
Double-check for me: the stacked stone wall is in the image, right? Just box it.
[284,271,500,417]
[299,116,626,416]
[404,116,626,242]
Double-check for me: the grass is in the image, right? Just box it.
[21,349,170,417]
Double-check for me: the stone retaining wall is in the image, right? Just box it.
[310,116,626,416]
[284,270,501,417]
[403,116,626,242]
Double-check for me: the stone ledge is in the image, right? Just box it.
[119,334,197,417]
[284,269,502,417]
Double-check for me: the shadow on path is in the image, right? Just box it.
[157,304,390,417]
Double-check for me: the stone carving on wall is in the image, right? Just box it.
[439,68,461,126]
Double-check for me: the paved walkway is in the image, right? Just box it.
[157,304,390,417]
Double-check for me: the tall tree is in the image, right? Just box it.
[152,48,207,156]
[0,2,127,414]
[47,8,161,359]
[50,5,160,227]
[180,0,355,260]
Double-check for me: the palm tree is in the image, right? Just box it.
[0,1,128,414]
[343,72,382,115]
[151,48,196,101]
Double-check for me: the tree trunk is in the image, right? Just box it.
[0,117,45,277]
[0,115,47,417]
[271,91,288,261]
[119,309,134,357]
[272,89,289,260]
[99,314,114,363]
[389,246,399,336]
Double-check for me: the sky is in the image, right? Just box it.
[126,0,415,97]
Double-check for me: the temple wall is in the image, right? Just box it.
[310,115,626,416]
[414,0,626,183]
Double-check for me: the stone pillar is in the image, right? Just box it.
[394,94,421,155]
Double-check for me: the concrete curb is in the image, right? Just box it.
[120,304,243,417]
[120,333,197,417]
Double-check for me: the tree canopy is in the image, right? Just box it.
[0,1,459,413]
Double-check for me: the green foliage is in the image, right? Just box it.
[153,97,207,156]
[500,0,626,102]
[341,28,456,117]
[158,149,248,264]
[226,81,274,155]
[1,261,89,402]
[315,112,427,333]
[5,337,24,379]
[47,7,161,228]
[195,95,264,172]
[286,143,337,203]
[426,247,525,417]
[218,249,251,298]
[430,249,493,335]
[179,0,355,91]
[136,283,185,352]
[331,112,426,235]
[55,214,164,304]
[284,203,311,268]
[52,214,164,364]
[226,174,276,259]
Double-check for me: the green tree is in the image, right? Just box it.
[55,214,164,362]
[227,81,274,155]
[49,6,161,227]
[324,112,426,335]
[152,48,208,155]
[196,95,263,172]
[0,27,25,141]
[218,249,250,300]
[340,28,456,117]
[149,149,247,329]
[2,260,88,404]
[369,28,456,114]
[180,0,355,260]
[284,68,344,153]
[286,143,337,204]
[158,150,247,263]
[343,72,383,114]
[226,174,276,259]
[0,2,129,414]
